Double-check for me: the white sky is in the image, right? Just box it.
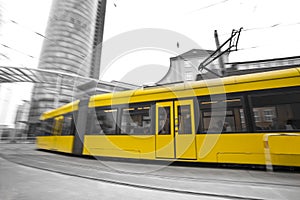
[104,0,300,59]
[101,0,300,81]
[1,0,300,125]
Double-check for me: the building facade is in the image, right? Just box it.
[15,100,31,139]
[226,55,300,75]
[28,0,107,136]
[158,49,229,84]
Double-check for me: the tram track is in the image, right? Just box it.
[2,152,300,189]
[1,148,300,200]
[1,153,261,200]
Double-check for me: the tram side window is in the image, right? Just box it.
[41,118,54,136]
[61,114,75,135]
[121,105,151,135]
[199,97,246,133]
[86,109,102,135]
[250,91,300,131]
[95,108,118,135]
[158,107,171,135]
[178,105,192,134]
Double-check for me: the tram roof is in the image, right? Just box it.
[40,101,79,120]
[90,67,300,102]
[41,67,300,120]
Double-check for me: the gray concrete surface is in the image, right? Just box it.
[1,157,221,200]
[1,143,300,200]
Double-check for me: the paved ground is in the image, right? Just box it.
[1,143,300,200]
[1,157,221,200]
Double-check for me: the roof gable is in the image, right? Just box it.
[171,49,215,60]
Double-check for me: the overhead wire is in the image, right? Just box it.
[186,0,300,38]
[2,0,300,63]
[215,20,300,54]
[1,16,87,69]
[189,0,230,13]
[0,3,49,41]
[8,19,52,41]
[244,21,300,32]
[185,0,300,56]
[218,21,300,38]
[0,5,57,63]
[0,16,45,62]
[1,43,35,59]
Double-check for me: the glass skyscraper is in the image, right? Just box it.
[28,0,106,136]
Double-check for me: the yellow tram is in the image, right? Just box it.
[37,67,300,167]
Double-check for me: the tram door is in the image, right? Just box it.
[174,100,196,159]
[156,100,196,159]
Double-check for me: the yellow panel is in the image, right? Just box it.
[55,136,74,153]
[270,155,300,167]
[196,134,267,165]
[36,136,74,153]
[83,135,155,159]
[155,135,175,158]
[217,153,266,165]
[268,135,300,166]
[36,136,55,150]
[195,133,300,166]
[268,135,300,154]
[176,135,197,159]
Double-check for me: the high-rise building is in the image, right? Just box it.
[28,0,107,136]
